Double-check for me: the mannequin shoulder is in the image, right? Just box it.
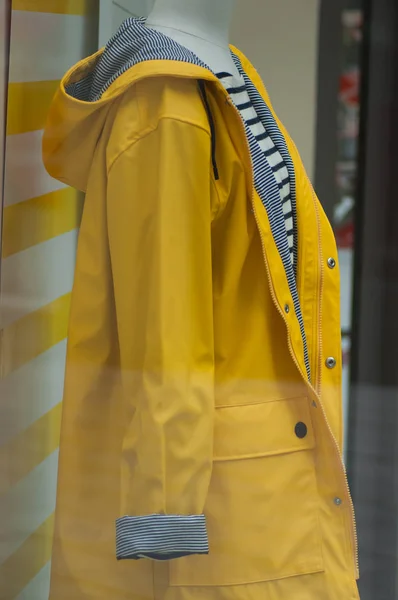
[109,76,211,139]
[105,76,212,166]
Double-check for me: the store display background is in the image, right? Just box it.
[0,1,355,598]
[0,2,98,598]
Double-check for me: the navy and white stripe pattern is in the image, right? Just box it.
[233,54,299,270]
[66,16,210,102]
[116,514,209,561]
[230,54,310,381]
[217,72,296,266]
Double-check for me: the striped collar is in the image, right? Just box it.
[67,17,209,102]
[231,55,310,381]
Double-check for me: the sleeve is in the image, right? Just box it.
[106,117,215,561]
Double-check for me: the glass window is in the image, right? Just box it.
[0,2,396,599]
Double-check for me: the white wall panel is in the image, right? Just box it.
[9,11,98,84]
[4,130,67,207]
[15,562,52,600]
[339,248,354,332]
[0,342,66,446]
[1,232,77,328]
[0,451,58,564]
[1,5,99,597]
[231,0,320,178]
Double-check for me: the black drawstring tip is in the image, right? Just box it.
[198,80,220,182]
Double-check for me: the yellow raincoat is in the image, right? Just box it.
[43,21,360,600]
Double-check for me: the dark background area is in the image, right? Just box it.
[315,0,362,222]
[348,0,398,597]
[316,0,398,598]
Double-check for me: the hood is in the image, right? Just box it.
[42,17,219,191]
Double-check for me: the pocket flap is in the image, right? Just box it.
[214,397,315,461]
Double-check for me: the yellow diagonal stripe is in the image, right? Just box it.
[0,403,62,496]
[7,80,59,135]
[1,293,71,378]
[0,512,54,599]
[13,0,97,15]
[2,188,84,257]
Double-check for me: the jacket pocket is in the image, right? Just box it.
[169,397,324,587]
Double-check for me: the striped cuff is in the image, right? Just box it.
[116,514,209,561]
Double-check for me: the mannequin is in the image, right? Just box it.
[146,0,240,78]
[44,3,360,596]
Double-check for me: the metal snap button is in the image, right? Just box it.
[327,257,336,269]
[284,304,290,314]
[295,422,308,439]
[326,357,337,369]
[334,497,343,506]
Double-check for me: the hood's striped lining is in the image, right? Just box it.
[217,71,296,268]
[66,16,209,102]
[231,55,310,381]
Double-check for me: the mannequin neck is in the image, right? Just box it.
[147,0,236,49]
[146,0,239,76]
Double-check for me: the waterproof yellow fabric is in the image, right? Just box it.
[43,46,360,600]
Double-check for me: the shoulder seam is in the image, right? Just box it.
[107,116,211,175]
